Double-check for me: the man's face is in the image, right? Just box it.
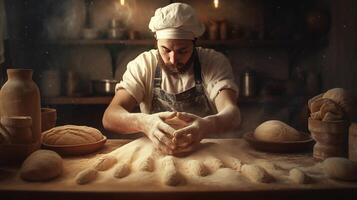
[157,39,194,74]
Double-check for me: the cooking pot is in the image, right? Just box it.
[91,79,118,96]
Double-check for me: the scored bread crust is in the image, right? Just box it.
[42,125,103,145]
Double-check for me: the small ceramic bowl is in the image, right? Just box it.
[41,108,57,132]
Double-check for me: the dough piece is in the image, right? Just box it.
[166,116,192,148]
[113,162,131,178]
[204,158,225,172]
[254,120,301,142]
[229,158,242,171]
[161,156,183,186]
[323,88,352,116]
[20,150,63,182]
[93,155,117,171]
[76,168,98,185]
[289,168,308,184]
[164,116,190,130]
[135,155,155,172]
[186,160,209,177]
[241,164,273,183]
[42,125,104,145]
[323,157,357,181]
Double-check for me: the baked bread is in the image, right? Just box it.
[42,125,104,146]
[254,120,301,142]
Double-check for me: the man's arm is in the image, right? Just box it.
[102,89,145,134]
[203,89,241,135]
[102,89,177,154]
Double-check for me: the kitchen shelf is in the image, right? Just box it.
[40,39,318,48]
[42,96,113,105]
[42,96,262,105]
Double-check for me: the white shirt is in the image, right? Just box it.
[116,47,238,114]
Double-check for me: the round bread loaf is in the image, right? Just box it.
[42,125,104,145]
[254,120,301,142]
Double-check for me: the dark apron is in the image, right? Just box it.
[150,50,215,117]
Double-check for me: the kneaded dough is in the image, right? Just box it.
[323,157,357,181]
[76,168,98,185]
[164,116,190,130]
[161,156,183,186]
[241,164,273,183]
[114,162,131,178]
[93,155,118,171]
[254,120,301,142]
[20,150,63,182]
[185,160,209,177]
[289,168,308,184]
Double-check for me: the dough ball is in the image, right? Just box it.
[323,157,357,181]
[93,155,118,171]
[254,120,301,142]
[289,168,308,184]
[76,168,98,185]
[164,116,190,130]
[241,164,273,183]
[20,150,63,182]
[323,88,352,117]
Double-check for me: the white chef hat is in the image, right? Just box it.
[148,3,205,40]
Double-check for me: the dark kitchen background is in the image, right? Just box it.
[0,0,356,139]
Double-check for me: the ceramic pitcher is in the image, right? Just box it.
[0,69,41,149]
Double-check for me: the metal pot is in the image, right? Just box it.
[91,79,118,96]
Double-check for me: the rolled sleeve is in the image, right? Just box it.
[115,60,146,103]
[209,79,239,101]
[201,49,239,102]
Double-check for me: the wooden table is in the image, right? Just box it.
[1,139,357,200]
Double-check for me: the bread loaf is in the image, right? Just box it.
[254,120,301,142]
[42,125,104,145]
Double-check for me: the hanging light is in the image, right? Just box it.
[213,0,219,9]
[120,0,125,6]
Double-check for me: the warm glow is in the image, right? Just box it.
[120,0,125,6]
[213,0,219,8]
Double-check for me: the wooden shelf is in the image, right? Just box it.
[42,95,264,105]
[39,39,317,48]
[42,96,113,105]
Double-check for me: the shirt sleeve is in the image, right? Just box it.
[201,50,239,102]
[115,59,146,104]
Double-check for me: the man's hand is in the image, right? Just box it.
[141,112,177,154]
[171,112,213,151]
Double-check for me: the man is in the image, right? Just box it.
[103,3,241,155]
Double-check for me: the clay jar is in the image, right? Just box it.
[0,69,41,149]
[41,108,57,132]
[308,118,350,160]
[1,116,32,144]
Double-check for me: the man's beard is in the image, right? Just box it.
[158,53,194,75]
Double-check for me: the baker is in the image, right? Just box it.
[103,3,241,155]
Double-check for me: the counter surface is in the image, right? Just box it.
[1,138,357,200]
